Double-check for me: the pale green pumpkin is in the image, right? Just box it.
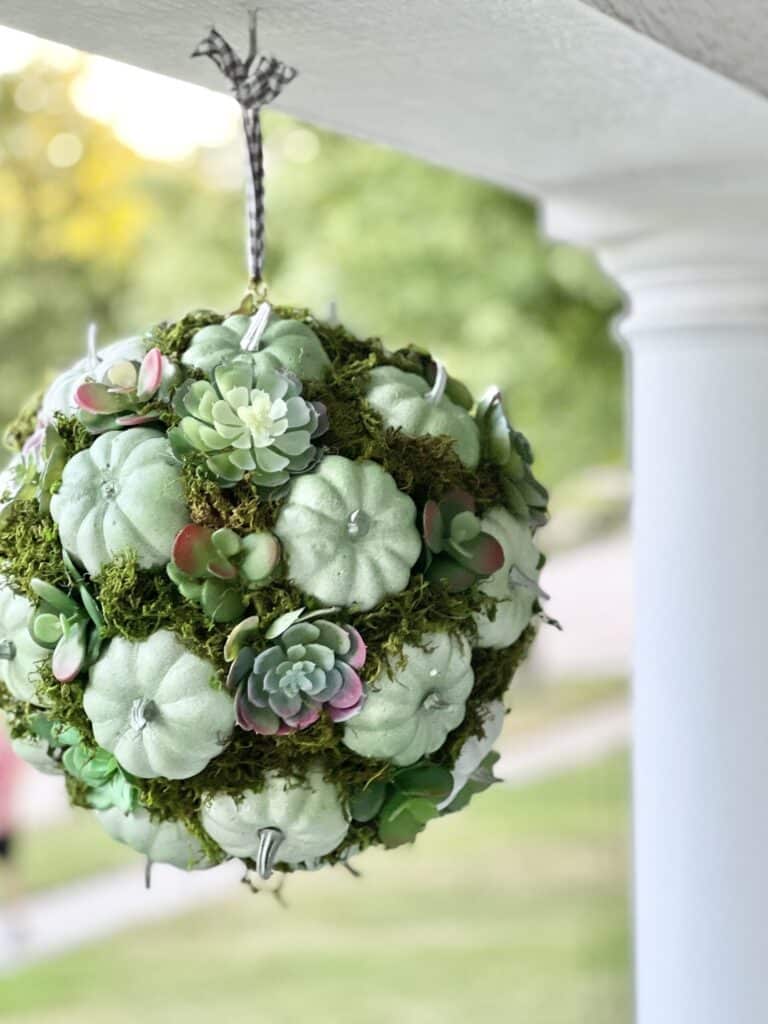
[274,455,422,610]
[0,582,51,704]
[11,735,62,775]
[50,427,188,577]
[97,806,215,870]
[438,699,506,808]
[181,313,331,381]
[201,768,348,867]
[474,506,541,649]
[365,366,480,469]
[84,630,234,780]
[343,632,474,766]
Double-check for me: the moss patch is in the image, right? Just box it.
[3,390,43,453]
[147,310,223,361]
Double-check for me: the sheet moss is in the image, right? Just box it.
[0,300,547,871]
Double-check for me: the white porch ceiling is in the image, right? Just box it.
[2,1,768,195]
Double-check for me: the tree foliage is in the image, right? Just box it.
[0,62,623,484]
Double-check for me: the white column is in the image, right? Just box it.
[543,167,768,1023]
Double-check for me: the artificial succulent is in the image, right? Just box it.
[422,489,505,592]
[74,347,179,433]
[225,607,367,735]
[475,387,549,528]
[170,362,326,488]
[167,523,281,623]
[28,554,106,683]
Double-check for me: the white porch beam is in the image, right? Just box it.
[544,166,768,1024]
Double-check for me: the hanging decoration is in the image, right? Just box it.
[0,14,551,886]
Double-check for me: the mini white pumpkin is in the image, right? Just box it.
[201,768,348,872]
[474,506,541,649]
[11,735,62,775]
[274,455,422,611]
[50,427,188,576]
[0,582,51,704]
[343,632,474,766]
[365,366,480,469]
[84,630,234,780]
[437,699,506,808]
[181,313,331,381]
[41,337,147,420]
[97,805,214,870]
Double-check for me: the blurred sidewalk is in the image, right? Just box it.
[533,528,631,682]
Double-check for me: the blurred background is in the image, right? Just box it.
[0,24,632,1024]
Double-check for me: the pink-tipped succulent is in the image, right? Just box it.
[29,553,106,683]
[225,608,367,736]
[422,489,504,592]
[74,347,179,433]
[167,524,281,623]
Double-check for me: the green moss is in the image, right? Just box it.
[0,498,68,598]
[181,464,284,533]
[3,390,43,453]
[147,309,223,361]
[53,413,92,459]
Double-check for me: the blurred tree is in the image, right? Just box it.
[0,62,623,484]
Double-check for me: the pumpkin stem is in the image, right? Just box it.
[425,361,448,405]
[256,826,284,880]
[240,302,272,353]
[0,639,15,661]
[85,322,99,374]
[508,565,550,601]
[130,697,158,733]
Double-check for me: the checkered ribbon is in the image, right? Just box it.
[192,19,297,284]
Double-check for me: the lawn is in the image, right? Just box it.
[0,753,631,1024]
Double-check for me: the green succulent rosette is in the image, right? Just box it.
[170,362,327,488]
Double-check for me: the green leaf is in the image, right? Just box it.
[442,751,501,815]
[378,793,439,848]
[201,579,244,623]
[63,744,117,786]
[30,611,63,646]
[211,528,241,559]
[30,579,79,617]
[394,762,453,801]
[348,779,389,822]
[78,583,105,631]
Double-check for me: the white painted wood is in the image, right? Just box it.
[2,1,768,195]
[545,170,768,1024]
[582,1,768,100]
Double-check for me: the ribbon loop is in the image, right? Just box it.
[192,17,297,285]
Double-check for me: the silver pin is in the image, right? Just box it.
[240,301,272,352]
[130,697,157,733]
[347,509,370,539]
[425,360,447,404]
[256,826,285,880]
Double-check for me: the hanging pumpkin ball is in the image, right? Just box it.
[0,301,550,883]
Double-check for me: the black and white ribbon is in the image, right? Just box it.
[192,13,297,284]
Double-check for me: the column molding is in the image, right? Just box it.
[541,163,768,1024]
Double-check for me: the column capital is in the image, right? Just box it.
[540,162,768,340]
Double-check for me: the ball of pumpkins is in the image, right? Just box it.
[0,301,549,884]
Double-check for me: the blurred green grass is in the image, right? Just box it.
[2,753,631,1024]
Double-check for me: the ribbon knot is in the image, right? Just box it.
[192,19,298,284]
